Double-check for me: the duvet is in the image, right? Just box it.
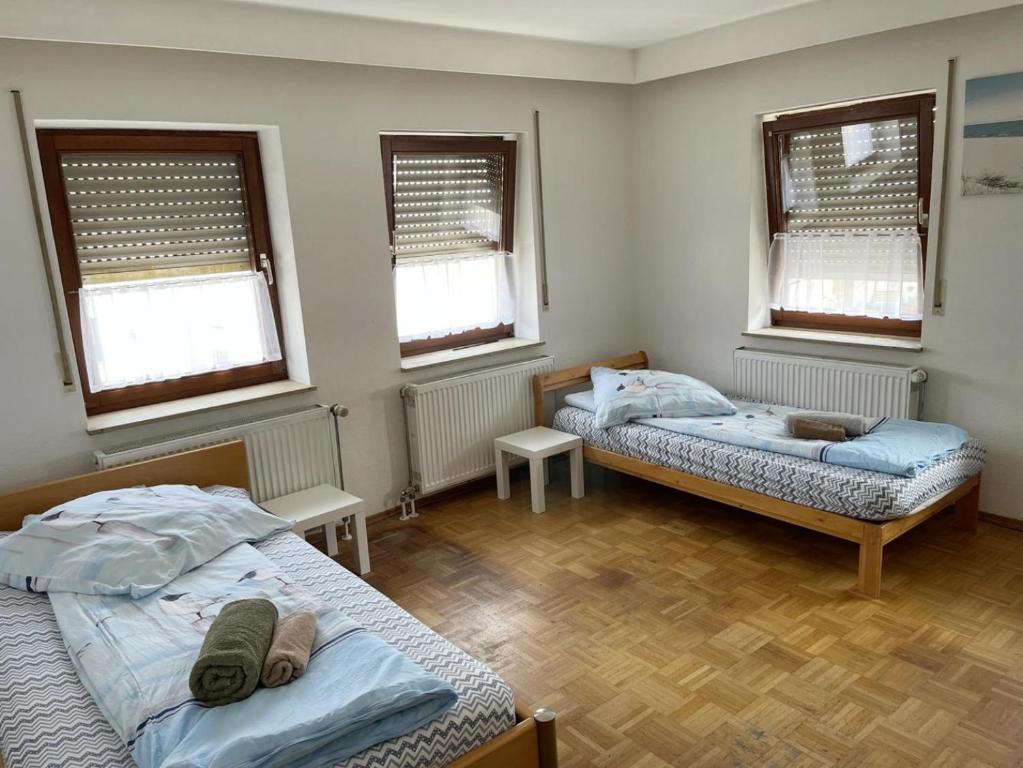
[51,542,457,768]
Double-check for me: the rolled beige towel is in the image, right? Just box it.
[260,611,317,688]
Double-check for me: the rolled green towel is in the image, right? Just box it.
[189,598,278,706]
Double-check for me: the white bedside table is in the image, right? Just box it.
[495,426,584,514]
[261,484,370,575]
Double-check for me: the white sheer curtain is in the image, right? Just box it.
[394,251,515,342]
[79,271,282,393]
[768,231,923,320]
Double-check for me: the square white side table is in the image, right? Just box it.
[495,426,584,514]
[261,484,370,575]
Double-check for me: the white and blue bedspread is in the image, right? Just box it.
[565,391,969,478]
[554,406,985,521]
[51,542,457,768]
[638,403,967,478]
[0,529,515,768]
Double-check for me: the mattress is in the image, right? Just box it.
[553,405,985,521]
[0,528,515,768]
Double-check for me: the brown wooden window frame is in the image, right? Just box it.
[380,135,517,358]
[762,94,935,338]
[36,129,288,416]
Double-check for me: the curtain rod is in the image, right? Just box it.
[10,88,75,388]
[931,57,957,315]
[773,231,921,237]
[533,108,550,309]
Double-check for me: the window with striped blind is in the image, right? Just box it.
[762,94,935,337]
[37,130,287,414]
[380,135,517,357]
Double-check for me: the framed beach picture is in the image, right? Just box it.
[962,72,1023,196]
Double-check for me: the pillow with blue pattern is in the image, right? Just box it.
[590,367,736,428]
[0,485,289,597]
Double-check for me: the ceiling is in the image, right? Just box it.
[3,0,1020,83]
[218,0,820,48]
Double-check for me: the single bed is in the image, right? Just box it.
[0,442,557,768]
[533,352,983,599]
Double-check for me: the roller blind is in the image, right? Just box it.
[59,151,253,283]
[778,116,920,232]
[390,151,507,258]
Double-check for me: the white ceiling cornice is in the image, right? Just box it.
[2,0,1021,85]
[636,0,1023,83]
[0,0,634,84]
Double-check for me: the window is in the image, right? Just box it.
[380,135,517,357]
[37,130,287,415]
[762,94,935,337]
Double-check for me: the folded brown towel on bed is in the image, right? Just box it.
[784,410,869,436]
[260,611,317,688]
[189,598,278,706]
[790,418,847,442]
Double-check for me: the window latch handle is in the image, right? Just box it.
[259,253,275,285]
[917,198,929,229]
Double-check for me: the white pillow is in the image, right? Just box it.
[0,485,289,597]
[590,367,736,428]
[563,389,596,412]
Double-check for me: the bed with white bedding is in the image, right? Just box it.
[0,521,516,768]
[553,405,986,522]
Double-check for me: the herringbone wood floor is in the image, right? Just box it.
[355,463,1023,768]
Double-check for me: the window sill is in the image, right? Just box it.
[85,379,315,434]
[742,326,923,352]
[400,338,545,371]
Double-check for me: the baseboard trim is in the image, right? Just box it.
[371,482,1023,534]
[980,511,1023,531]
[373,468,522,522]
[372,455,574,521]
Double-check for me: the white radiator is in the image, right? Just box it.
[93,405,344,502]
[733,348,926,419]
[401,356,555,496]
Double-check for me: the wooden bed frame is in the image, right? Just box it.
[0,441,558,768]
[533,351,982,599]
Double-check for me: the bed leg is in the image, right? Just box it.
[534,708,558,767]
[532,376,546,427]
[857,525,883,599]
[952,481,980,532]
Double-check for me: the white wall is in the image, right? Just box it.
[632,6,1023,519]
[0,39,636,514]
[4,7,1020,523]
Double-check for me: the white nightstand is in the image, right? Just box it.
[261,484,370,575]
[495,426,584,514]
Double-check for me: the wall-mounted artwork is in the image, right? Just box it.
[963,72,1023,196]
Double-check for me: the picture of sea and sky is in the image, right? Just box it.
[963,71,1023,196]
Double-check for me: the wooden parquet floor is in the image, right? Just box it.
[357,463,1023,768]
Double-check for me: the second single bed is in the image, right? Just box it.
[534,352,984,599]
[553,404,985,522]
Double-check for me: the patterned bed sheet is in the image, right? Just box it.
[553,406,985,521]
[0,527,515,768]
